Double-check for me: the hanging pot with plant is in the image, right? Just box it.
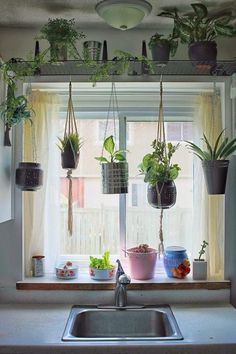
[57,81,83,235]
[39,18,85,62]
[148,32,178,65]
[158,3,236,68]
[186,130,236,194]
[96,135,128,194]
[0,83,33,146]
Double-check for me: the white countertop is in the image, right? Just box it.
[0,303,235,354]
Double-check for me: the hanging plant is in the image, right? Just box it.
[0,84,33,146]
[186,130,236,194]
[95,135,128,194]
[57,81,82,235]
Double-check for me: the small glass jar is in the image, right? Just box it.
[164,246,190,279]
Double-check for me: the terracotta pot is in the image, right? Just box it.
[15,162,43,191]
[147,181,176,209]
[202,160,229,195]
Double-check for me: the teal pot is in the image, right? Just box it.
[150,42,170,65]
[83,41,102,61]
[61,146,79,170]
[50,42,67,62]
[188,41,217,69]
[15,162,43,191]
[147,181,176,209]
[102,162,128,194]
[202,160,229,195]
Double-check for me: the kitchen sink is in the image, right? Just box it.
[62,305,183,341]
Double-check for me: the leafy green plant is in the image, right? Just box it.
[158,3,236,44]
[95,135,126,163]
[148,33,178,57]
[57,133,83,153]
[186,130,236,160]
[139,140,181,185]
[0,92,33,129]
[198,240,209,260]
[89,251,114,269]
[39,18,85,60]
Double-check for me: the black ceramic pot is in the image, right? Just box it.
[61,146,79,170]
[16,162,43,191]
[102,162,128,194]
[151,42,170,66]
[147,181,176,209]
[188,41,217,69]
[4,125,11,146]
[202,160,229,194]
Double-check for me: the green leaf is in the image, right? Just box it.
[176,22,193,44]
[191,3,208,20]
[114,153,126,161]
[202,134,213,158]
[214,23,236,37]
[104,135,115,154]
[95,156,109,163]
[219,138,236,158]
[212,130,225,158]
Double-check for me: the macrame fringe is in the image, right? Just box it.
[158,208,164,257]
[67,169,73,236]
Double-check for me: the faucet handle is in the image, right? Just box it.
[118,273,131,285]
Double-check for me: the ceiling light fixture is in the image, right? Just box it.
[95,0,152,31]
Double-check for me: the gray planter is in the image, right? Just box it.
[83,41,102,61]
[192,259,207,280]
[102,162,128,194]
[151,42,170,66]
[202,160,229,195]
[50,42,67,61]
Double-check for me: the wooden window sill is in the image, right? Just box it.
[16,274,230,291]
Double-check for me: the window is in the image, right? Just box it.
[23,82,225,279]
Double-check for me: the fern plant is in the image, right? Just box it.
[186,130,236,160]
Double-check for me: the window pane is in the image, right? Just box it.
[126,121,193,252]
[59,118,120,255]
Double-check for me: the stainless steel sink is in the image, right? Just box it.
[62,305,183,341]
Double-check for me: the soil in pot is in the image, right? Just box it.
[102,162,128,194]
[147,181,176,209]
[202,160,229,195]
[15,162,43,191]
[188,41,217,69]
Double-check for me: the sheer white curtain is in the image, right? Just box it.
[193,93,224,279]
[24,91,61,276]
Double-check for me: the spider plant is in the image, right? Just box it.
[186,130,236,160]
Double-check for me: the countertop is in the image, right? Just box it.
[0,303,235,354]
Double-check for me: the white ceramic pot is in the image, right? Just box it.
[89,267,115,280]
[192,259,207,280]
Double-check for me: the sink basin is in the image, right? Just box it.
[62,305,183,341]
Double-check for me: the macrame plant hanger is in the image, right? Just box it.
[64,81,78,236]
[156,75,167,256]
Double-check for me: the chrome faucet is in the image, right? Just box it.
[115,259,131,307]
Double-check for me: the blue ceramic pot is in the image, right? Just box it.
[164,246,190,279]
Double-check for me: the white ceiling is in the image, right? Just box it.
[0,0,235,30]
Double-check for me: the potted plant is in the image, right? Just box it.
[95,135,128,194]
[0,88,33,146]
[148,32,178,65]
[186,130,236,194]
[89,251,115,280]
[139,139,181,208]
[39,18,85,61]
[57,132,83,169]
[158,3,236,67]
[192,240,208,280]
[125,244,158,280]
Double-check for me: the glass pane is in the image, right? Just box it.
[126,121,193,252]
[59,119,119,255]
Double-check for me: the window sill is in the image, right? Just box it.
[16,274,230,291]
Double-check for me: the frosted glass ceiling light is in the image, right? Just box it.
[95,0,152,30]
